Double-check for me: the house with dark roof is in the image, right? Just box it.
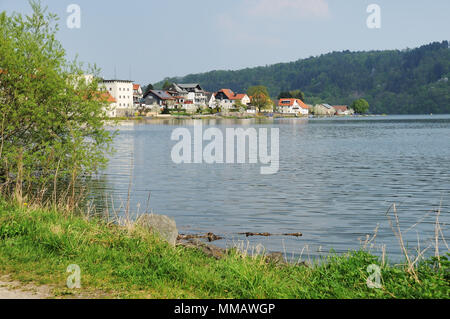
[143,90,175,108]
[168,83,207,106]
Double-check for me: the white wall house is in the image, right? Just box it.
[133,84,143,107]
[206,92,216,109]
[278,98,309,115]
[214,89,250,110]
[99,80,134,116]
[100,92,117,118]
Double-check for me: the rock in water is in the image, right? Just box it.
[136,214,178,246]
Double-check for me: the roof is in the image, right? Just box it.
[133,84,141,90]
[100,79,133,83]
[205,92,215,100]
[175,83,205,92]
[278,98,309,109]
[147,90,174,100]
[95,91,116,103]
[322,103,333,109]
[333,105,348,112]
[217,89,248,100]
[177,83,200,89]
[234,93,248,100]
[218,89,235,100]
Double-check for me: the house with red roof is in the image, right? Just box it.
[278,98,309,115]
[95,91,117,117]
[133,84,143,107]
[214,89,250,110]
[332,105,354,115]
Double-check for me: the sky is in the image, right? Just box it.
[1,0,449,86]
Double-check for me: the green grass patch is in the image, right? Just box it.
[0,199,448,299]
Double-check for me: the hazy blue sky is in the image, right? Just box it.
[1,0,449,86]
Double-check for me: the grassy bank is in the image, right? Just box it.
[0,199,448,299]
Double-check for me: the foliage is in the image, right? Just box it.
[0,1,114,198]
[161,106,170,114]
[351,98,370,114]
[247,86,272,112]
[277,89,305,101]
[0,199,448,299]
[278,91,292,99]
[234,99,247,110]
[155,41,450,114]
[142,83,153,96]
[162,80,172,91]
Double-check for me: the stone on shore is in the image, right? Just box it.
[136,214,178,246]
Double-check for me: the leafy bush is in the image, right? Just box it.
[0,1,114,198]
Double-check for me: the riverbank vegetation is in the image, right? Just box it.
[0,1,114,207]
[0,198,448,298]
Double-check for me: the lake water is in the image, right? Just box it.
[90,115,450,262]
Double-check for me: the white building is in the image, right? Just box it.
[278,98,309,115]
[98,92,117,118]
[99,80,134,117]
[214,89,250,110]
[133,84,143,107]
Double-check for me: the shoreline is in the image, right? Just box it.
[104,113,392,122]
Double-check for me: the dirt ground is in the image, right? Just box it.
[0,276,51,299]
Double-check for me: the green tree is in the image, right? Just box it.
[351,98,370,114]
[162,80,172,90]
[234,100,247,111]
[290,89,305,101]
[277,91,292,99]
[0,1,114,200]
[247,86,272,112]
[143,83,153,95]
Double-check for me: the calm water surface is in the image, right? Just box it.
[91,115,450,261]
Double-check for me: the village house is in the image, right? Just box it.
[143,89,175,108]
[97,91,117,118]
[333,105,353,115]
[133,84,143,107]
[313,103,336,116]
[214,89,250,110]
[278,98,309,115]
[205,92,216,109]
[168,83,208,107]
[99,79,134,117]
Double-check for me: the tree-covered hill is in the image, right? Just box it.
[154,41,450,114]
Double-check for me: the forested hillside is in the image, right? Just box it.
[154,41,450,114]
